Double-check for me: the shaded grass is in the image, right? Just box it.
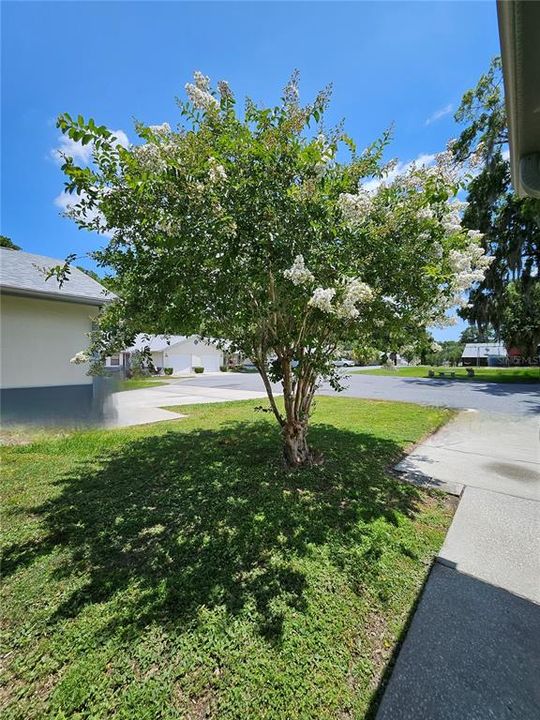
[1,397,454,719]
[354,365,540,383]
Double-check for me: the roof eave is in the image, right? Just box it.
[497,0,540,198]
[0,285,115,307]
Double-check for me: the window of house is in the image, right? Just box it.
[110,354,120,366]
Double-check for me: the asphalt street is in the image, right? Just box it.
[176,371,539,416]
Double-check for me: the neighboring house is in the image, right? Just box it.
[461,342,508,367]
[106,334,224,374]
[0,248,114,422]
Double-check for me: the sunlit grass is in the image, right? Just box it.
[354,365,539,383]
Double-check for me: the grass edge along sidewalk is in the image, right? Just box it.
[2,397,454,720]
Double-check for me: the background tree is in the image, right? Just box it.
[452,57,540,353]
[0,235,21,250]
[57,72,490,467]
[349,341,381,366]
[459,324,496,344]
[76,265,117,292]
[423,340,464,367]
[500,280,540,361]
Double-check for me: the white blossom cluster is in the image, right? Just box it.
[431,341,443,353]
[417,207,434,221]
[439,242,492,316]
[217,80,233,101]
[335,278,374,319]
[284,72,300,106]
[466,228,483,242]
[283,254,315,286]
[469,141,485,169]
[338,189,374,226]
[430,312,458,328]
[207,159,225,184]
[70,350,90,364]
[149,123,171,136]
[185,71,219,111]
[314,133,334,176]
[308,287,336,312]
[433,149,461,186]
[133,143,166,172]
[441,199,468,234]
[208,156,227,183]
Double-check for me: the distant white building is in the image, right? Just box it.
[461,343,507,367]
[106,334,224,374]
[0,248,114,422]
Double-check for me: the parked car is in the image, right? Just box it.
[333,358,355,367]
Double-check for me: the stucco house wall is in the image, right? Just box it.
[1,294,95,389]
[0,248,114,423]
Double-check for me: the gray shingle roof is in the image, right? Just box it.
[0,248,115,305]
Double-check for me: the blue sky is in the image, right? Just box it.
[2,1,501,339]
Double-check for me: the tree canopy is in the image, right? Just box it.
[0,235,20,250]
[452,57,540,358]
[59,72,490,465]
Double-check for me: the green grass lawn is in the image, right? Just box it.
[116,377,170,392]
[1,397,455,719]
[353,365,540,383]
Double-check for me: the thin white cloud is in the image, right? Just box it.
[54,190,113,238]
[425,103,453,126]
[50,128,129,165]
[54,190,78,211]
[362,152,436,193]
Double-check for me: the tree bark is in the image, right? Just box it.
[282,419,314,468]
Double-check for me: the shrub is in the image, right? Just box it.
[350,343,381,366]
[164,367,173,376]
[193,366,204,374]
[219,365,228,372]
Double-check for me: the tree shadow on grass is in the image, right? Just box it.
[3,420,423,643]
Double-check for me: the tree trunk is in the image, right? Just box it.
[282,420,317,468]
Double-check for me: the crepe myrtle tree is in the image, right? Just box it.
[57,71,490,467]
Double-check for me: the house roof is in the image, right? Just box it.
[461,343,507,358]
[126,334,222,353]
[126,334,189,352]
[0,248,115,306]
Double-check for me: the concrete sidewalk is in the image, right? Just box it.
[395,410,540,500]
[376,563,540,720]
[377,410,540,719]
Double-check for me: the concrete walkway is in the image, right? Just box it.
[396,410,540,500]
[103,382,267,428]
[377,411,540,719]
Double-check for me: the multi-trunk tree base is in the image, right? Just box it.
[281,421,323,468]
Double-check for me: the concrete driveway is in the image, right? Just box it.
[104,380,266,428]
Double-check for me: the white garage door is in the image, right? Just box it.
[168,354,191,374]
[198,354,221,372]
